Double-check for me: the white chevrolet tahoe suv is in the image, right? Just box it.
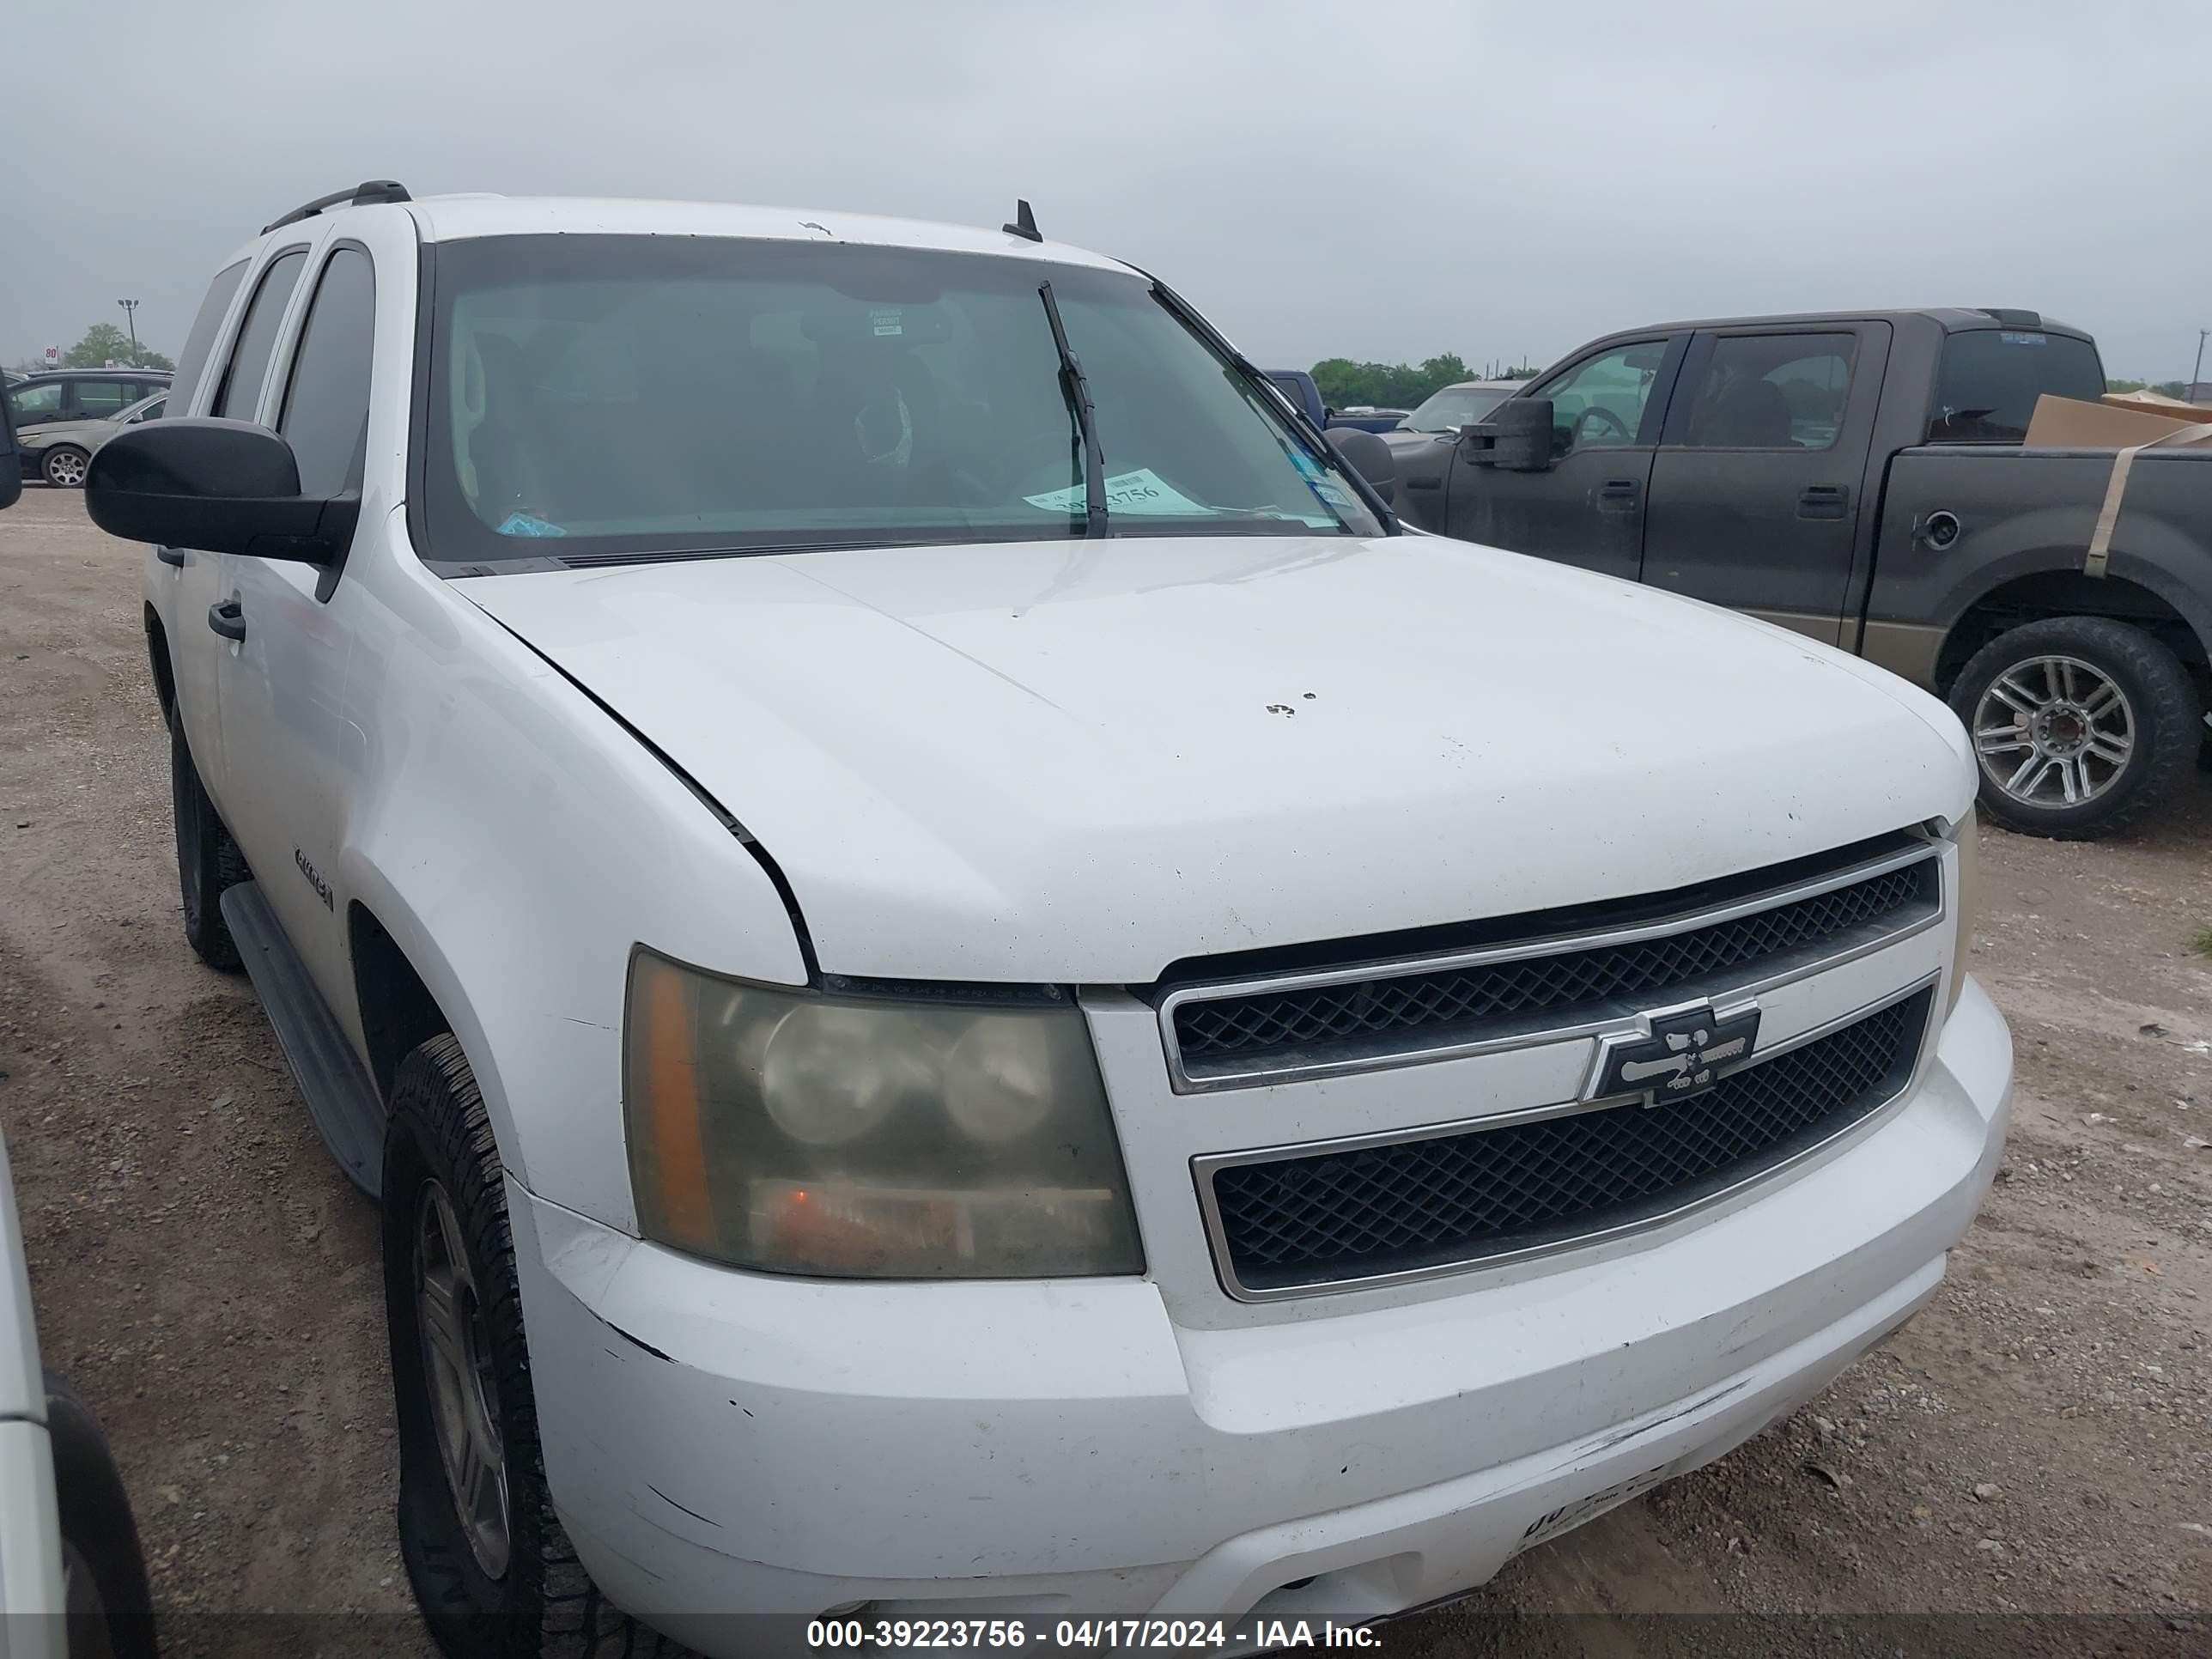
[93,182,2010,1656]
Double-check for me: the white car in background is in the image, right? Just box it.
[1380,379,1529,460]
[0,1129,160,1659]
[2,380,161,1659]
[92,182,2008,1656]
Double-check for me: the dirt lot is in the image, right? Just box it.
[3,487,2209,1657]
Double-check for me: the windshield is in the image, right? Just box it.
[1405,386,1514,432]
[419,236,1383,567]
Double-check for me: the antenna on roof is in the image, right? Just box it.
[1002,199,1042,243]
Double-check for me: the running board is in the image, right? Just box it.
[221,881,385,1200]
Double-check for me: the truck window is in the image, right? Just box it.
[276,248,377,497]
[1533,343,1668,453]
[212,250,308,422]
[1676,334,1856,451]
[1926,329,2105,445]
[169,262,250,415]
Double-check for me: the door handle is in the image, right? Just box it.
[156,546,185,568]
[1797,484,1850,520]
[207,598,246,641]
[1595,479,1640,512]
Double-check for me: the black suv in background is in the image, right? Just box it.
[5,368,173,433]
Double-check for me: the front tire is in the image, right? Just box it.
[1949,616,2200,839]
[169,708,247,969]
[42,445,90,489]
[383,1036,672,1658]
[46,1375,160,1659]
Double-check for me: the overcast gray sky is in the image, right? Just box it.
[4,1,2206,380]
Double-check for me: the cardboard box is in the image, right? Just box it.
[2025,392,2212,448]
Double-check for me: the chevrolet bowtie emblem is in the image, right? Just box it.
[1586,1000,1761,1107]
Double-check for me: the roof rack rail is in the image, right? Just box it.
[263,179,411,235]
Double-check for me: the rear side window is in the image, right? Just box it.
[1928,329,2106,444]
[212,249,307,421]
[169,261,247,415]
[74,380,132,419]
[276,248,377,496]
[1676,333,1856,451]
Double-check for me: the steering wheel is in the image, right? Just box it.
[1574,404,1632,443]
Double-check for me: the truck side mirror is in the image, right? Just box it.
[84,417,355,565]
[0,388,21,511]
[1326,427,1396,507]
[1459,398,1554,471]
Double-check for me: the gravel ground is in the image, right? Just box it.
[2,488,2208,1656]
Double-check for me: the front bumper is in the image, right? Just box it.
[507,977,2009,1649]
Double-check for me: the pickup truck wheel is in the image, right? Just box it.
[384,1035,681,1659]
[46,1374,160,1659]
[1951,617,2200,839]
[170,707,248,970]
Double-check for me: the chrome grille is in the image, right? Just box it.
[1164,842,1939,1086]
[1202,987,1931,1297]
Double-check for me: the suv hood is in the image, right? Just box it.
[457,536,1972,983]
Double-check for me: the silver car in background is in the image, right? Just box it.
[15,393,167,489]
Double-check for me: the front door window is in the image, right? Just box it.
[1533,343,1669,455]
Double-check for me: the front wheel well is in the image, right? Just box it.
[1933,572,2203,698]
[143,605,175,721]
[349,903,453,1103]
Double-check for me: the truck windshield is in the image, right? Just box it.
[1405,386,1514,432]
[418,236,1384,566]
[1926,329,2106,444]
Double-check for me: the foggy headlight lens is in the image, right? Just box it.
[1945,811,1981,1017]
[624,951,1144,1278]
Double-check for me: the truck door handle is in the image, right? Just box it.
[1596,479,1640,512]
[1797,485,1850,520]
[207,598,246,641]
[155,546,185,568]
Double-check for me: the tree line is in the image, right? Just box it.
[8,324,174,376]
[1310,355,1540,411]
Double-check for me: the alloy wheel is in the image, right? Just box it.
[1972,653,2135,808]
[413,1180,511,1579]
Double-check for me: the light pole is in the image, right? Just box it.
[2194,328,2209,402]
[117,299,139,363]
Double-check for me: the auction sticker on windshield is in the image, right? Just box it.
[1024,467,1210,516]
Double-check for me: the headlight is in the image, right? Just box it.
[623,951,1144,1278]
[1944,810,1981,1016]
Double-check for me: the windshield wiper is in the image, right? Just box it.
[1037,281,1108,538]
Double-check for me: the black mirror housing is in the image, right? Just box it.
[1326,427,1397,507]
[1459,398,1554,471]
[84,418,354,564]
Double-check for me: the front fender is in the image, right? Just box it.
[335,514,806,1228]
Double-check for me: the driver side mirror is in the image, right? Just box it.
[84,418,356,564]
[1326,427,1396,507]
[1458,398,1553,471]
[0,389,21,511]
